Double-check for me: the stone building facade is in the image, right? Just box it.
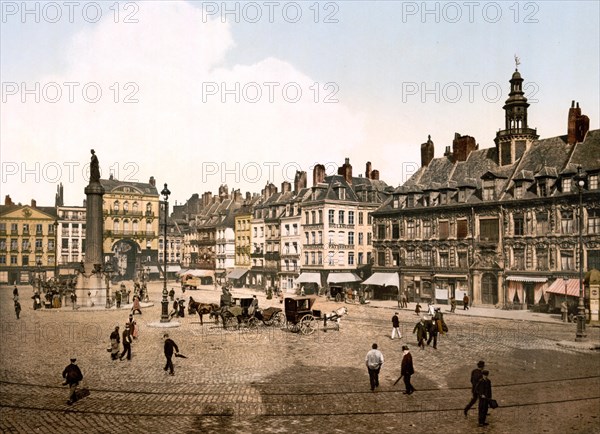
[372,68,600,307]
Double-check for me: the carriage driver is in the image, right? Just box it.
[220,286,232,308]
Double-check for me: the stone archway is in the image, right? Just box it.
[111,239,141,281]
[481,273,498,305]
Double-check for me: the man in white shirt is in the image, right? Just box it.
[365,343,384,391]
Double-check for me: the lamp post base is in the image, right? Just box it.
[575,314,587,342]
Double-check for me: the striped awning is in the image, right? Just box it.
[182,269,214,277]
[506,275,548,283]
[545,279,582,297]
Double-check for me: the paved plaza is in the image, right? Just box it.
[1,282,599,434]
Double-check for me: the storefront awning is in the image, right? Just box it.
[296,272,321,284]
[182,269,214,277]
[362,272,399,287]
[148,266,160,274]
[227,268,248,280]
[545,278,582,297]
[434,274,468,280]
[327,272,361,284]
[167,265,181,272]
[506,275,548,283]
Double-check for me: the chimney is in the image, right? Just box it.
[263,182,278,199]
[233,189,242,202]
[202,192,213,207]
[31,199,37,208]
[4,195,13,206]
[313,164,326,186]
[365,161,372,179]
[444,146,452,157]
[218,184,229,200]
[420,135,434,166]
[567,101,590,145]
[149,176,156,187]
[337,157,352,184]
[281,181,291,193]
[452,133,477,162]
[294,171,307,192]
[245,191,251,201]
[371,170,380,180]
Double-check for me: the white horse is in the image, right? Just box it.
[323,306,348,327]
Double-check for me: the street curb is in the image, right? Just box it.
[556,340,600,351]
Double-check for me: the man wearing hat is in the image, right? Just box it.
[391,312,401,339]
[476,370,492,427]
[119,323,133,361]
[62,357,83,405]
[400,345,415,394]
[109,326,120,360]
[464,360,485,416]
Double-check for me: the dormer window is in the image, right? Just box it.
[392,196,400,208]
[562,178,572,193]
[514,183,523,199]
[407,194,415,208]
[538,180,548,197]
[482,181,495,200]
[458,189,465,203]
[440,192,447,205]
[423,195,430,207]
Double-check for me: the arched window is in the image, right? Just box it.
[132,201,138,213]
[146,202,152,213]
[132,220,139,232]
[113,219,120,232]
[123,201,129,212]
[123,219,130,233]
[113,201,119,212]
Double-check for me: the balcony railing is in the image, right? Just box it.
[329,223,355,229]
[328,243,353,250]
[106,230,156,238]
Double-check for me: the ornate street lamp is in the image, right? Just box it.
[160,183,171,322]
[574,166,587,342]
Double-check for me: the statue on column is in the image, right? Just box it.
[90,149,100,183]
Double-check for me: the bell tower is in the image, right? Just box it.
[494,57,539,166]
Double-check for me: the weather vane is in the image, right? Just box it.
[514,54,521,70]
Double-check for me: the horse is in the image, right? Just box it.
[188,297,218,325]
[323,306,348,327]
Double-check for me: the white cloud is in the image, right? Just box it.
[2,1,366,204]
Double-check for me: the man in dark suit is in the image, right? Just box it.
[400,345,415,394]
[163,333,179,375]
[476,370,492,427]
[62,358,83,405]
[464,360,485,416]
[426,319,438,349]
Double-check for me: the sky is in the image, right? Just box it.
[1,0,599,207]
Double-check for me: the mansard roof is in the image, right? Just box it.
[375,128,600,214]
[100,178,158,196]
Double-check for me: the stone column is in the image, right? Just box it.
[76,151,106,307]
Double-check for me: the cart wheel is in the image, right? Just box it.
[224,314,238,330]
[247,317,259,329]
[272,311,285,328]
[299,314,316,335]
[335,293,342,303]
[287,322,300,333]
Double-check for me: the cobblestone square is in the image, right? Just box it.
[1,283,599,433]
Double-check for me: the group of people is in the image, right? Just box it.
[365,343,494,427]
[108,313,139,361]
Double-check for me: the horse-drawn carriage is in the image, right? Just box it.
[213,297,285,330]
[284,296,348,335]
